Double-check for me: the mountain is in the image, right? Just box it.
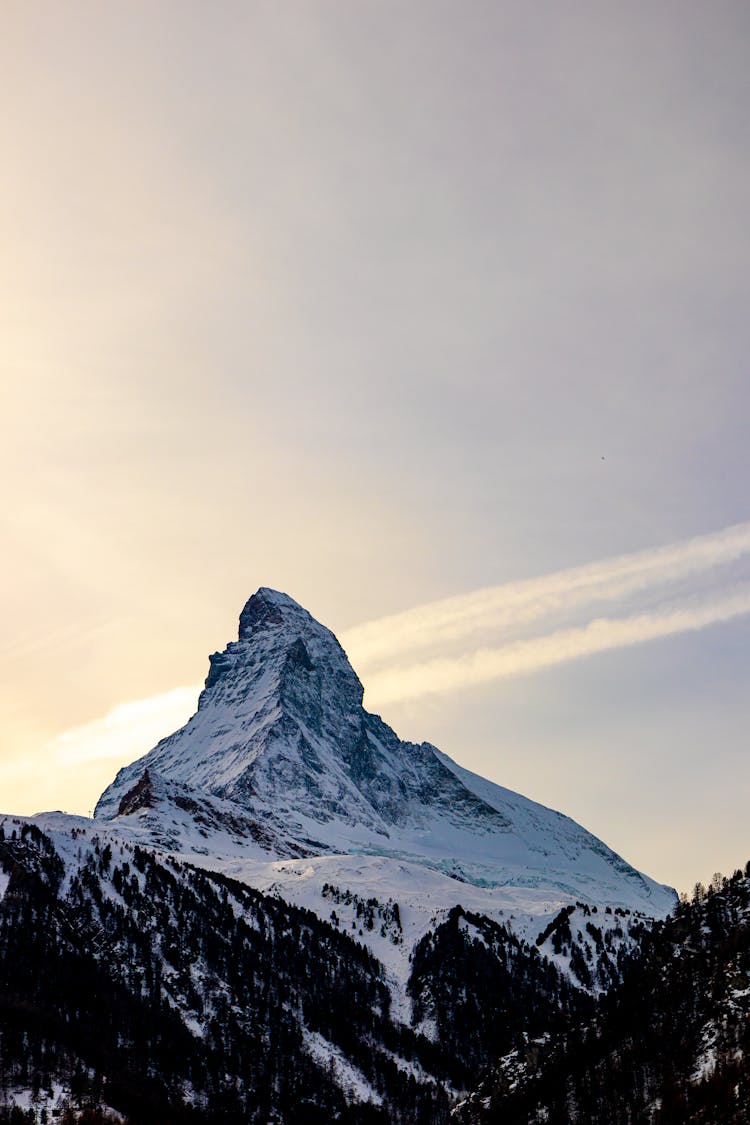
[0,588,685,1122]
[95,588,675,915]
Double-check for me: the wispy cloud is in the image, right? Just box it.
[359,583,750,705]
[341,520,750,671]
[50,686,199,767]
[48,521,750,768]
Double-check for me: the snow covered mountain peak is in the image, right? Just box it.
[94,590,676,915]
[196,586,365,731]
[97,587,500,843]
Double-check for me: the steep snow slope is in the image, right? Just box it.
[94,588,674,916]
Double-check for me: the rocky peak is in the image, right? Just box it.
[238,588,306,638]
[201,587,365,718]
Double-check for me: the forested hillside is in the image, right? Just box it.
[0,821,579,1123]
[455,865,750,1124]
[3,823,748,1122]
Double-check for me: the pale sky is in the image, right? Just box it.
[2,2,749,893]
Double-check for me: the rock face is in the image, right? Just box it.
[116,768,155,816]
[95,588,675,912]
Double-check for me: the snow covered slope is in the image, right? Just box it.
[95,588,674,916]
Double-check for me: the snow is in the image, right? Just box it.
[693,1040,718,1083]
[302,1028,383,1106]
[1,1080,124,1122]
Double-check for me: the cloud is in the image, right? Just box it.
[341,520,750,670]
[360,583,750,706]
[3,685,200,816]
[47,520,750,769]
[50,686,199,767]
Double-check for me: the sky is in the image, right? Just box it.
[2,1,749,893]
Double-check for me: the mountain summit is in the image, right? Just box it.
[95,588,675,912]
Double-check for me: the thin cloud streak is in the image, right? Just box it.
[363,584,750,706]
[49,522,750,771]
[341,521,750,669]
